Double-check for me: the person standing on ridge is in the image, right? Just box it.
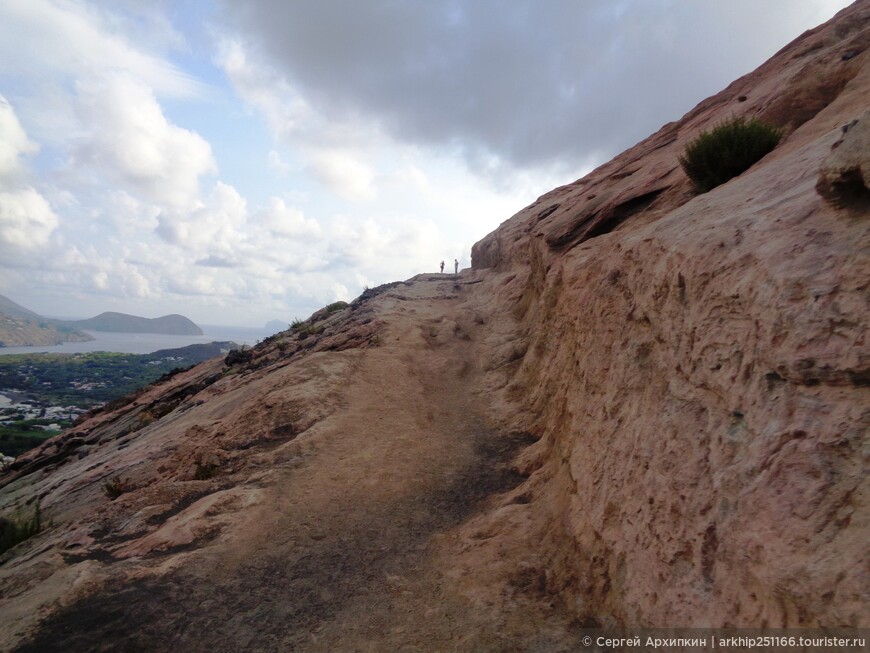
[454,259,459,274]
[440,260,445,273]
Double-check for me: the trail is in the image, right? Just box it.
[15,277,581,652]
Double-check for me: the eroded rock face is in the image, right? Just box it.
[463,0,870,629]
[817,110,870,209]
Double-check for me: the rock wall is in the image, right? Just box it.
[470,0,869,627]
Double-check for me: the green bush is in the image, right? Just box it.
[325,301,349,314]
[679,117,782,193]
[0,501,42,556]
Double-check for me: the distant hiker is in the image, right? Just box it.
[440,260,445,273]
[454,259,459,274]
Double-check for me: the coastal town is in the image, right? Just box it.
[0,342,236,461]
[0,390,85,431]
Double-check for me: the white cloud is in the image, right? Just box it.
[75,74,217,208]
[111,264,152,298]
[253,197,321,239]
[0,0,199,98]
[103,190,161,234]
[267,150,292,175]
[166,273,221,297]
[49,247,158,300]
[92,270,108,290]
[218,39,381,201]
[156,181,246,251]
[328,282,350,303]
[217,39,314,142]
[391,165,431,194]
[0,187,59,252]
[326,214,441,276]
[0,96,38,178]
[306,147,376,201]
[0,97,58,261]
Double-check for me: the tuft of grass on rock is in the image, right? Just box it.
[194,462,219,480]
[0,501,43,556]
[325,301,349,314]
[679,116,782,193]
[104,476,133,500]
[224,346,253,366]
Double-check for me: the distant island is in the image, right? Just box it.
[63,312,204,336]
[0,295,204,346]
[0,295,92,347]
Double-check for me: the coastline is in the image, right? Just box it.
[0,325,277,356]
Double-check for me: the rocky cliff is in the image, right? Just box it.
[0,3,867,650]
[466,1,870,628]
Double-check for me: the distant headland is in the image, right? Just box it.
[0,295,204,346]
[63,312,204,336]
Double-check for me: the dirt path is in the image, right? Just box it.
[15,277,580,652]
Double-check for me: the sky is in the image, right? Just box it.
[0,0,854,327]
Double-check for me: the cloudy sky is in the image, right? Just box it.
[0,0,853,327]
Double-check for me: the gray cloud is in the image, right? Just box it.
[218,0,849,173]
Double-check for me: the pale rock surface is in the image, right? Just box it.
[817,109,870,208]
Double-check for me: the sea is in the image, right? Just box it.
[0,324,281,356]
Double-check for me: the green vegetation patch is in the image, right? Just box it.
[325,301,349,314]
[0,343,232,458]
[679,117,782,193]
[0,424,61,458]
[0,501,43,556]
[0,351,190,408]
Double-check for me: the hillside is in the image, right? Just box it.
[0,295,93,347]
[0,295,43,321]
[0,315,94,348]
[64,311,204,335]
[1,3,868,650]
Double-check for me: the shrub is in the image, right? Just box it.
[194,461,219,480]
[290,320,323,338]
[224,346,253,366]
[325,301,349,314]
[104,476,133,500]
[138,410,156,427]
[679,117,782,193]
[0,501,42,556]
